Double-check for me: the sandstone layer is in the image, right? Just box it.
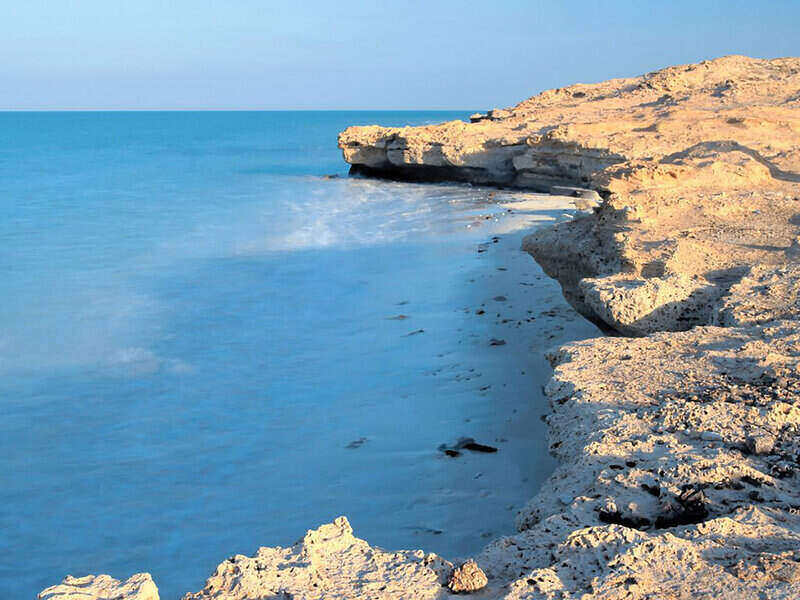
[340,55,800,333]
[40,56,800,599]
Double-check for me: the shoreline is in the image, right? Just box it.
[38,189,600,600]
[40,55,800,599]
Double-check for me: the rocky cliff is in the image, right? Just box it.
[339,56,799,193]
[41,55,800,599]
[340,55,800,334]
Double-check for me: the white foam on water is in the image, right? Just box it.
[231,179,562,255]
[0,175,571,384]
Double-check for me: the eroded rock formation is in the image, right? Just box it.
[182,517,454,600]
[339,55,799,193]
[38,574,159,600]
[341,55,800,334]
[40,55,800,599]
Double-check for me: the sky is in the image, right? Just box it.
[3,0,799,110]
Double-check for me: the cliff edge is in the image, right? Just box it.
[340,55,800,333]
[41,56,800,599]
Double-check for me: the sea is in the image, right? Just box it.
[0,111,599,598]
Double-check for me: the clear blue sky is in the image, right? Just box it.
[3,0,799,110]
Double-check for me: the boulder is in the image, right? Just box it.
[38,574,158,600]
[579,273,719,336]
[447,560,488,593]
[183,517,453,600]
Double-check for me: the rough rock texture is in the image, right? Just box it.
[339,55,800,194]
[579,272,720,336]
[183,517,457,600]
[480,320,800,598]
[38,574,159,600]
[448,560,489,594]
[715,263,800,326]
[340,55,800,334]
[523,187,800,335]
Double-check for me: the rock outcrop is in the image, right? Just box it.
[339,55,799,194]
[483,319,800,598]
[715,263,800,327]
[40,55,800,600]
[38,574,159,600]
[340,55,800,334]
[448,560,489,594]
[182,517,454,600]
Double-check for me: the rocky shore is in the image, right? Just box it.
[40,56,800,599]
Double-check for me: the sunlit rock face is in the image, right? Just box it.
[339,55,800,194]
[341,56,800,335]
[38,574,159,600]
[182,517,455,600]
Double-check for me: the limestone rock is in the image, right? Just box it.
[183,516,454,600]
[521,211,625,323]
[746,433,776,456]
[490,319,800,599]
[447,560,488,593]
[715,263,800,327]
[340,56,800,334]
[339,55,800,195]
[579,273,720,336]
[38,574,158,600]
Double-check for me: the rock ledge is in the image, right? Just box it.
[41,55,800,600]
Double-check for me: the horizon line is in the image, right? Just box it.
[0,107,479,113]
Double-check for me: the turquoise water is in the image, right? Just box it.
[0,111,598,598]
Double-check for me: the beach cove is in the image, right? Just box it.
[0,111,602,599]
[38,54,800,600]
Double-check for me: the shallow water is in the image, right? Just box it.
[0,111,599,598]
